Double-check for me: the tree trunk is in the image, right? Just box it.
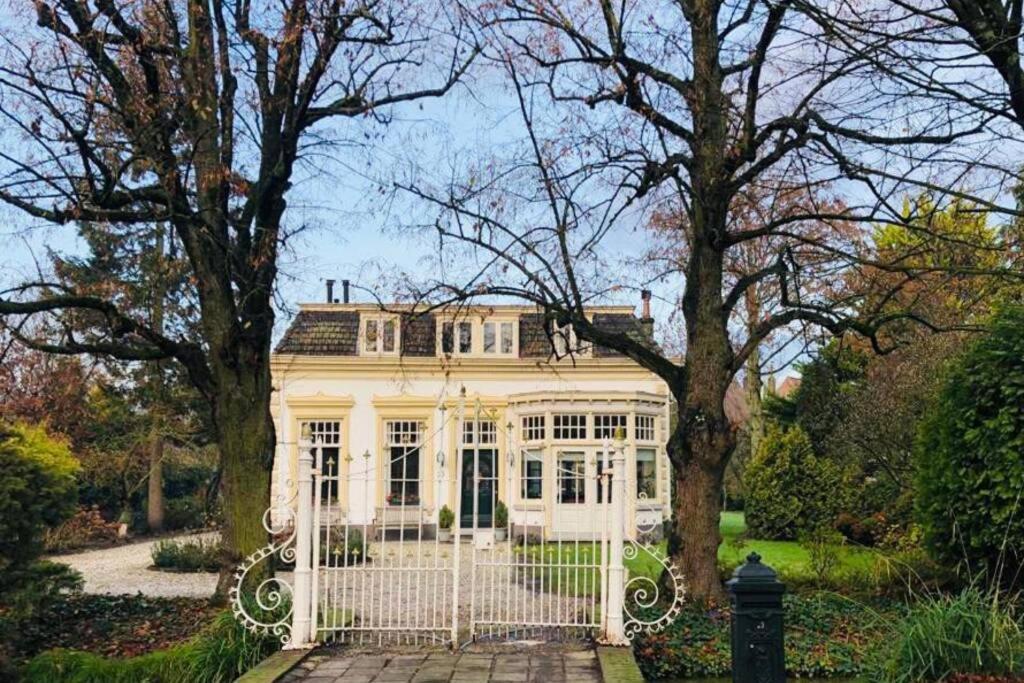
[210,347,275,604]
[667,455,726,602]
[147,224,167,534]
[745,289,764,457]
[147,429,165,533]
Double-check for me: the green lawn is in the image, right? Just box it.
[516,511,879,594]
[717,510,876,575]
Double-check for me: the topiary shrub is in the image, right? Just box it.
[916,305,1024,582]
[0,423,79,572]
[438,505,454,530]
[743,424,844,540]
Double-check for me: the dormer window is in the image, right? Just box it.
[551,321,590,357]
[440,320,473,355]
[362,314,399,355]
[483,320,515,355]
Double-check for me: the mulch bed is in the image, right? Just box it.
[13,593,218,662]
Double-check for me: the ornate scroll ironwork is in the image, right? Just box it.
[229,483,297,645]
[621,495,686,640]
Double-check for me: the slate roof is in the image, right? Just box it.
[274,307,657,359]
[274,310,360,355]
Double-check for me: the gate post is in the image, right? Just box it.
[603,431,629,645]
[288,428,314,649]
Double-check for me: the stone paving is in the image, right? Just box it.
[283,648,604,683]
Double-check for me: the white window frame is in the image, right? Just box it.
[636,447,658,501]
[438,319,474,356]
[462,418,498,446]
[385,420,423,506]
[521,414,546,442]
[553,413,588,440]
[550,321,591,357]
[482,319,517,356]
[520,448,543,501]
[635,414,657,442]
[303,420,343,502]
[594,414,628,440]
[557,451,587,504]
[361,314,400,355]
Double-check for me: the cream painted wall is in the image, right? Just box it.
[271,356,672,540]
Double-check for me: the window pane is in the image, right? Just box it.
[441,322,454,353]
[637,448,657,499]
[553,414,587,440]
[521,452,543,500]
[636,415,656,441]
[558,455,585,504]
[594,414,627,440]
[483,322,496,353]
[521,415,546,441]
[364,319,378,351]
[458,321,472,353]
[382,318,396,352]
[597,460,610,503]
[500,322,514,353]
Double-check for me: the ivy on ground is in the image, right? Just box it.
[10,594,216,664]
[632,592,899,680]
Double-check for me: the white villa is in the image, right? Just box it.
[270,288,671,541]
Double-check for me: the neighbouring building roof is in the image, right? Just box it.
[273,304,657,359]
[777,376,801,399]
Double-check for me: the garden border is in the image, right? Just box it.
[596,645,644,683]
[235,648,313,683]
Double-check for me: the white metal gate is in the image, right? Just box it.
[310,447,457,645]
[231,399,686,649]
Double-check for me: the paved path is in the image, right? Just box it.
[284,648,602,683]
[48,532,221,598]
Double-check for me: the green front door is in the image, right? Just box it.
[460,449,496,528]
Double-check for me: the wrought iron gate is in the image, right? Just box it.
[232,405,685,649]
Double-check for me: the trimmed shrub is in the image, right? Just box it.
[151,538,220,572]
[494,500,508,529]
[916,305,1024,580]
[0,423,79,571]
[438,505,454,530]
[864,587,1024,683]
[743,424,844,540]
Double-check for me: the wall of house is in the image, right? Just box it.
[269,357,671,540]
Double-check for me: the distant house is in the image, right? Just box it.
[270,292,671,540]
[776,376,801,399]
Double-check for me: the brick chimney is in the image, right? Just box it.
[640,289,654,341]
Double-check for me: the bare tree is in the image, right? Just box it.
[0,0,473,598]
[396,0,1020,601]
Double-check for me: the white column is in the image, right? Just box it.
[450,387,466,648]
[604,433,629,645]
[288,428,314,649]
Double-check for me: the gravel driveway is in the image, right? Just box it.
[50,532,221,598]
[49,534,597,641]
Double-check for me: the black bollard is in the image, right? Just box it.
[726,552,786,683]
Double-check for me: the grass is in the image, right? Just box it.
[717,510,877,576]
[515,511,880,595]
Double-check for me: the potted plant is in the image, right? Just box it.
[438,505,454,543]
[494,500,508,542]
[386,492,420,506]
